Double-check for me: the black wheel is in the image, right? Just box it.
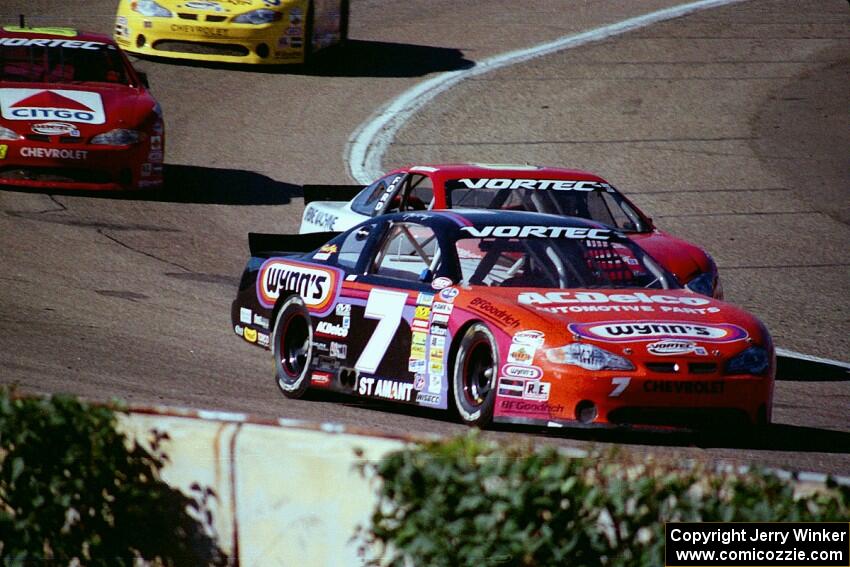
[272,296,312,398]
[302,2,314,65]
[452,323,499,427]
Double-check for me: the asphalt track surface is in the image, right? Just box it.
[1,1,848,475]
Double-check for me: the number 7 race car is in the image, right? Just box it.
[0,26,164,190]
[301,164,723,298]
[232,210,774,430]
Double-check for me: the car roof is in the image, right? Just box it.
[0,26,115,45]
[399,163,611,184]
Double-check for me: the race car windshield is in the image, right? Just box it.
[455,231,672,289]
[445,179,649,233]
[0,43,129,84]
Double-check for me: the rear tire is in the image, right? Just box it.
[273,296,313,399]
[452,323,499,427]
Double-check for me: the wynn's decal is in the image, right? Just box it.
[501,364,543,380]
[459,225,611,240]
[256,259,339,311]
[570,321,748,343]
[449,178,614,192]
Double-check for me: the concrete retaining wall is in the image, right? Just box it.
[119,408,405,566]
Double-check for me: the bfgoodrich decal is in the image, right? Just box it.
[569,321,748,343]
[256,259,339,310]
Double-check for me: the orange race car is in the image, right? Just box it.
[232,210,774,430]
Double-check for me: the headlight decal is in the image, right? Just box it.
[0,125,22,140]
[90,129,142,145]
[131,0,173,18]
[233,9,282,25]
[545,343,634,371]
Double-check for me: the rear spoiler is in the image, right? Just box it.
[249,231,340,256]
[303,184,364,205]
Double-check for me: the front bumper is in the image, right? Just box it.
[0,140,162,191]
[115,12,306,64]
[494,369,773,430]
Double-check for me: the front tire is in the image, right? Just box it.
[452,323,499,427]
[273,296,313,398]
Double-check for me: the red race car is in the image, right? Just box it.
[301,164,722,298]
[234,210,774,430]
[0,26,164,190]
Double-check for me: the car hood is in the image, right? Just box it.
[453,286,767,352]
[154,0,274,12]
[0,82,156,136]
[627,230,709,284]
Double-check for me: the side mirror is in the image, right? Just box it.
[136,71,150,89]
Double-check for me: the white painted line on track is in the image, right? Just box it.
[346,0,747,185]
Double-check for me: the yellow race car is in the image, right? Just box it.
[113,0,347,64]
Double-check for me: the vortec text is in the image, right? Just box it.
[460,225,611,240]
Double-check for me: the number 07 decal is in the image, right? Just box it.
[354,289,409,374]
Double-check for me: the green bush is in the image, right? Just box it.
[0,388,226,566]
[359,432,849,567]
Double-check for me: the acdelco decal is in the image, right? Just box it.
[569,321,748,343]
[256,259,338,311]
[518,291,710,307]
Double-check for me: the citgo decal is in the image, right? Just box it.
[256,259,340,312]
[0,89,106,124]
[569,321,748,343]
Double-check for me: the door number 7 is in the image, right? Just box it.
[354,288,408,374]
